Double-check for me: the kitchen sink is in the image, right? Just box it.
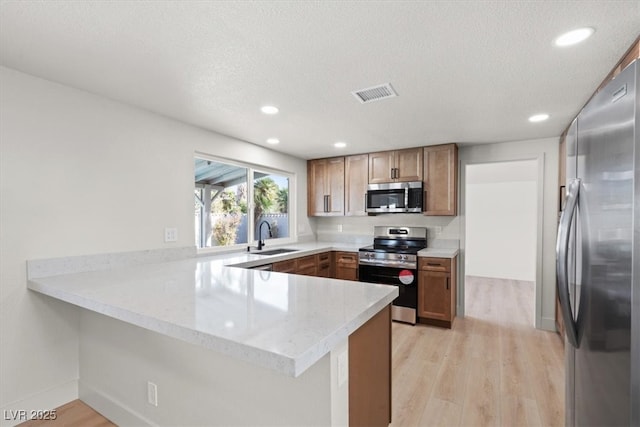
[252,248,299,256]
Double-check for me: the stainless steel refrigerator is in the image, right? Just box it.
[557,59,639,426]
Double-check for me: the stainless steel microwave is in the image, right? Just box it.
[366,182,423,213]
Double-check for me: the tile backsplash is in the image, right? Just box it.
[311,214,460,248]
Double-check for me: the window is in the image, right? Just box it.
[194,156,293,251]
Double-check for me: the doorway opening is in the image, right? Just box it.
[464,160,538,326]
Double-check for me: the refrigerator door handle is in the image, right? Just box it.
[556,178,580,348]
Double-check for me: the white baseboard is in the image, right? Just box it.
[0,379,78,427]
[539,316,557,332]
[79,382,156,427]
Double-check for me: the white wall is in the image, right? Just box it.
[459,138,559,331]
[0,66,311,420]
[465,160,537,281]
[79,311,335,426]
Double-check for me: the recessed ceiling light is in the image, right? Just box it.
[334,142,347,148]
[260,105,279,115]
[266,138,280,145]
[554,27,594,47]
[529,113,550,123]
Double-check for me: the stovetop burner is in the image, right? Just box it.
[359,245,422,255]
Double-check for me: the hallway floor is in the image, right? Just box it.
[391,276,564,426]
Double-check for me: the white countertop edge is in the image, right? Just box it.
[292,294,396,375]
[28,275,397,378]
[417,248,459,259]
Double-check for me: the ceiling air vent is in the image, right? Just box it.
[352,83,397,104]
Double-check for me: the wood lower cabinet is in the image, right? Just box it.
[272,259,297,273]
[307,157,345,216]
[335,251,358,281]
[316,252,333,278]
[368,147,422,184]
[296,255,317,276]
[349,304,391,427]
[418,256,457,328]
[345,154,368,216]
[423,144,457,216]
[271,251,334,277]
[262,250,360,281]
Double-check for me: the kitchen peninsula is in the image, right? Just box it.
[27,244,398,426]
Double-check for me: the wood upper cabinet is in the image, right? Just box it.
[418,256,457,328]
[345,154,369,216]
[368,148,423,184]
[307,157,345,217]
[423,144,458,216]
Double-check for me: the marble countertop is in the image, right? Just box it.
[417,247,459,259]
[27,242,397,378]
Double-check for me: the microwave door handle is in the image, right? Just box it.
[556,178,580,348]
[404,187,409,212]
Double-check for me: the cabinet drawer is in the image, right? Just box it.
[296,255,317,270]
[335,251,357,268]
[419,257,451,272]
[317,252,331,264]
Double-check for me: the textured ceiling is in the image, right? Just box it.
[1,1,638,160]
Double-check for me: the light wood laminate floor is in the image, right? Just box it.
[17,400,115,427]
[391,276,564,427]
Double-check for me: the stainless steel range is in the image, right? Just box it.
[358,226,427,324]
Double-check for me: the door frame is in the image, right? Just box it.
[458,154,545,329]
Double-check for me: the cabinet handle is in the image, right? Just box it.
[364,193,367,213]
[394,168,399,179]
[390,168,394,180]
[446,277,450,290]
[424,190,427,211]
[324,195,329,212]
[327,195,331,212]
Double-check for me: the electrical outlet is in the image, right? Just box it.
[147,381,158,406]
[164,227,178,242]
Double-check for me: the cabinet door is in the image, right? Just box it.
[307,157,344,216]
[368,151,395,184]
[307,159,327,216]
[326,157,345,216]
[395,147,423,182]
[418,270,451,321]
[334,251,358,281]
[316,252,333,278]
[345,154,369,216]
[336,266,358,281]
[296,255,317,276]
[273,259,297,273]
[423,144,457,215]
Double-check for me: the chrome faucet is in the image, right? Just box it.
[257,220,272,250]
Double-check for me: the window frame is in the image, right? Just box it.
[194,152,297,254]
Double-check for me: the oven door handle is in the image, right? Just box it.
[358,259,417,269]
